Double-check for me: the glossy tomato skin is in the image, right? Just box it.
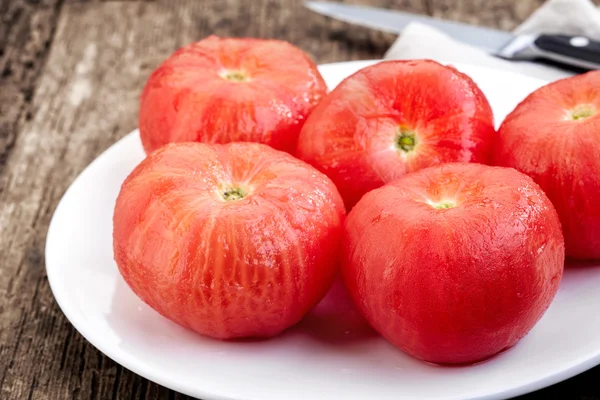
[139,35,327,155]
[494,71,600,260]
[342,163,564,364]
[113,142,345,339]
[296,60,495,210]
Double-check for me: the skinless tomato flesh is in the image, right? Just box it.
[297,60,495,210]
[113,142,345,339]
[139,35,327,155]
[494,70,600,260]
[342,163,564,364]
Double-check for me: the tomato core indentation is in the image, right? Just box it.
[220,69,249,82]
[566,104,596,121]
[395,127,417,153]
[221,186,247,201]
[427,199,456,210]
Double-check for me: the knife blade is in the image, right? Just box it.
[306,1,600,71]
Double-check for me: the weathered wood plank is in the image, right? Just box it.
[301,0,428,62]
[0,1,65,398]
[427,0,600,31]
[427,0,545,30]
[0,0,64,173]
[0,2,179,398]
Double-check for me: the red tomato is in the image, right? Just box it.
[296,60,495,210]
[139,36,327,155]
[113,142,345,339]
[342,163,564,364]
[494,71,600,260]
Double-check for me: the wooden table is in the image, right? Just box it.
[1,0,599,398]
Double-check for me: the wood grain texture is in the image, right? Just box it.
[427,0,545,30]
[0,0,64,172]
[427,0,600,30]
[0,0,598,399]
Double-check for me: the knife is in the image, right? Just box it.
[306,1,600,71]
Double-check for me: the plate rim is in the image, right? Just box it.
[45,60,599,400]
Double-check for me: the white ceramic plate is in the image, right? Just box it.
[46,61,600,400]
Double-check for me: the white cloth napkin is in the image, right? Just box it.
[384,0,600,81]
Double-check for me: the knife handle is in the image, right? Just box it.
[498,33,600,71]
[534,34,600,70]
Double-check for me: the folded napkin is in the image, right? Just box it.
[384,0,600,81]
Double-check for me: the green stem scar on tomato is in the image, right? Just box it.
[221,186,247,201]
[220,70,248,82]
[428,199,456,209]
[395,128,417,153]
[567,104,596,121]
